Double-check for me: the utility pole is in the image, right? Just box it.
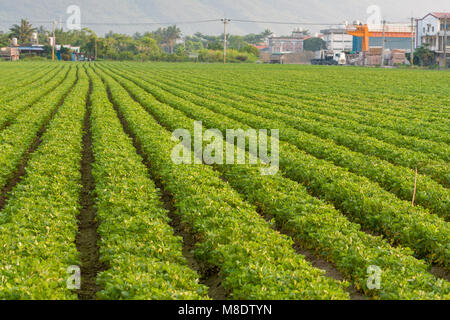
[381,20,386,67]
[331,31,334,52]
[410,17,415,66]
[52,20,56,61]
[221,18,231,64]
[444,16,448,69]
[95,37,98,61]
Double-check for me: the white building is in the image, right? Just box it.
[320,28,353,52]
[416,12,450,58]
[55,45,81,53]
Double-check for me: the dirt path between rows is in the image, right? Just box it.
[76,70,107,300]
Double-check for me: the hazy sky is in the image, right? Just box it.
[1,0,449,35]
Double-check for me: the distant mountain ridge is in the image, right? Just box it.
[0,0,448,36]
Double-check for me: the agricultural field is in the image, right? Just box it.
[0,61,448,300]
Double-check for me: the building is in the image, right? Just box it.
[349,24,414,53]
[260,51,314,64]
[252,43,269,51]
[264,29,313,64]
[0,47,20,61]
[11,33,46,56]
[320,28,353,52]
[416,12,450,64]
[55,45,81,53]
[17,46,45,55]
[268,29,307,54]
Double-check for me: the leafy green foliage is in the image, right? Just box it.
[0,66,76,193]
[98,62,450,299]
[104,63,449,267]
[96,66,350,300]
[135,68,449,217]
[9,19,36,44]
[0,66,88,299]
[0,62,448,300]
[86,67,208,300]
[304,37,326,51]
[0,65,67,129]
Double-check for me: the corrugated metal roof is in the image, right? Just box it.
[18,47,44,51]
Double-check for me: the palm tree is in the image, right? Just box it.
[165,25,181,54]
[37,25,47,35]
[0,31,10,47]
[9,19,36,44]
[261,29,273,38]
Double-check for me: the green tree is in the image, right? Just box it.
[0,32,10,47]
[185,40,203,52]
[243,33,261,44]
[228,35,247,50]
[304,38,326,51]
[207,40,223,51]
[165,25,181,54]
[413,44,436,66]
[36,25,49,45]
[175,45,186,56]
[3,19,271,63]
[136,36,162,60]
[133,32,143,40]
[261,29,273,38]
[100,36,119,59]
[240,44,259,56]
[9,19,36,44]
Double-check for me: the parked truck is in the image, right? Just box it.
[311,50,346,65]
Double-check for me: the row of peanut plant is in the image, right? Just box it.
[0,67,87,299]
[99,64,449,267]
[96,65,449,300]
[95,66,351,300]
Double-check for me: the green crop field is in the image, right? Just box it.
[0,61,448,300]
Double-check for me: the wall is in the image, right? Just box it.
[353,36,412,52]
[323,33,353,51]
[369,37,412,51]
[260,52,314,64]
[269,38,304,54]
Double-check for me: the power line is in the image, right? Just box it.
[231,19,343,26]
[81,19,222,26]
[0,17,419,30]
[1,20,54,25]
[1,18,348,27]
[0,19,222,26]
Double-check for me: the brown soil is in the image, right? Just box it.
[259,210,368,300]
[430,265,450,281]
[165,197,227,300]
[292,244,367,300]
[75,70,107,300]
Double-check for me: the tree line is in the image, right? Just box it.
[0,19,273,62]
